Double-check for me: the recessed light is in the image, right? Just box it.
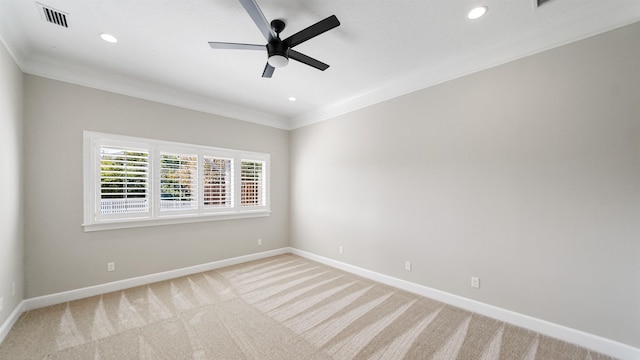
[467,6,488,20]
[288,97,297,102]
[100,33,118,43]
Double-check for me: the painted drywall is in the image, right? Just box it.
[0,40,24,324]
[23,75,289,298]
[290,21,640,347]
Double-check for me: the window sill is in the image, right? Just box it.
[82,210,271,232]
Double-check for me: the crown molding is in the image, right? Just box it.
[288,12,640,130]
[20,55,291,130]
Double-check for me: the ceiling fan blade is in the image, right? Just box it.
[238,0,276,41]
[289,50,329,71]
[284,15,340,48]
[262,63,275,78]
[208,42,265,51]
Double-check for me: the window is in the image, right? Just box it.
[83,131,270,231]
[203,156,233,209]
[99,145,149,219]
[159,152,198,212]
[241,160,265,207]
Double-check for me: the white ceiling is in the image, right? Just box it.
[1,0,639,129]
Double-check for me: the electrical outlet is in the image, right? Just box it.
[404,261,412,271]
[107,262,115,272]
[338,246,343,254]
[258,238,262,246]
[471,277,480,289]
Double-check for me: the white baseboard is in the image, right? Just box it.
[290,248,640,360]
[23,248,289,311]
[0,300,25,345]
[5,246,638,359]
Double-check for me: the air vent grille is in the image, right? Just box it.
[37,2,69,28]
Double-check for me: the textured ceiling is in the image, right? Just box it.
[1,0,639,129]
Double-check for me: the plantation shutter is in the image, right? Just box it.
[99,146,149,215]
[203,156,233,208]
[160,152,198,211]
[85,131,271,230]
[241,160,265,207]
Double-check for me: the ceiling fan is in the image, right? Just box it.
[208,0,340,78]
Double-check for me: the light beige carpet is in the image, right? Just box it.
[0,254,615,359]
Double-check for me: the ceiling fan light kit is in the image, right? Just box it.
[267,55,289,68]
[208,0,340,78]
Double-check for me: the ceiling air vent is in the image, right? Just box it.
[36,2,69,28]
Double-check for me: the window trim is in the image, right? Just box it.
[83,131,270,232]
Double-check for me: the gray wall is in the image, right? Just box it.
[0,41,24,324]
[290,22,640,347]
[23,75,289,298]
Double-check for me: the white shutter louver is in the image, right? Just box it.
[241,160,265,207]
[204,157,233,208]
[99,146,149,215]
[160,152,198,211]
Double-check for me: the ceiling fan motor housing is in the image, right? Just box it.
[267,40,289,59]
[267,19,289,66]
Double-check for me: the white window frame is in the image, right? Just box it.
[83,131,270,232]
[202,151,235,211]
[239,154,270,210]
[157,146,200,216]
[93,138,151,222]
